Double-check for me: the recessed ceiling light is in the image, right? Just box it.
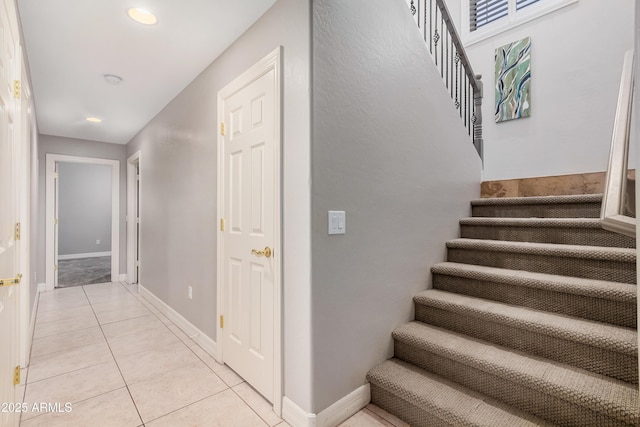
[86,117,102,123]
[104,74,123,85]
[127,7,158,25]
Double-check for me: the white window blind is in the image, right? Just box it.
[516,0,541,9]
[470,0,545,31]
[470,0,508,31]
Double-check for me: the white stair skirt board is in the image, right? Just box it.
[138,285,217,357]
[283,384,371,427]
[58,251,111,260]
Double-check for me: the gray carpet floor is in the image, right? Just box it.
[57,256,111,288]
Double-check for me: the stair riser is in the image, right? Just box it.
[447,248,636,284]
[394,341,634,427]
[414,305,638,383]
[432,273,637,328]
[370,385,453,427]
[472,203,600,218]
[459,225,635,248]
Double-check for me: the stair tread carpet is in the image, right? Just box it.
[392,322,639,426]
[460,217,605,227]
[413,289,637,356]
[446,238,636,262]
[431,262,636,303]
[367,358,556,427]
[471,194,603,206]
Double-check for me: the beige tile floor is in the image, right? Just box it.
[19,282,407,427]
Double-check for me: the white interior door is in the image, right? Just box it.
[219,55,279,402]
[0,0,21,423]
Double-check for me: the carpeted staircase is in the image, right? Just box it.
[367,194,639,426]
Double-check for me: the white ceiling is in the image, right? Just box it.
[17,0,277,144]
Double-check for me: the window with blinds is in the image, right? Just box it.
[470,0,543,31]
[470,0,508,31]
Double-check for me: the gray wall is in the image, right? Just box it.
[311,0,481,413]
[126,0,312,412]
[37,135,127,281]
[58,162,112,256]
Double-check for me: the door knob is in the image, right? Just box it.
[251,247,272,258]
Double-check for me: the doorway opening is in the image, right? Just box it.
[45,154,120,291]
[56,162,113,287]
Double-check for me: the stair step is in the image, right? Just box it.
[471,194,602,218]
[414,290,638,383]
[392,322,639,426]
[367,359,554,427]
[459,217,635,248]
[446,238,636,284]
[431,262,637,327]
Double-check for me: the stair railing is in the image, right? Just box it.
[601,50,635,238]
[409,0,484,159]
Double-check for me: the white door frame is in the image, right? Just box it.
[216,46,282,415]
[126,151,141,285]
[17,53,31,367]
[45,154,120,291]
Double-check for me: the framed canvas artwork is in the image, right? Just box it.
[495,37,531,122]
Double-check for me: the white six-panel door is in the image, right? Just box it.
[218,49,281,405]
[0,0,21,424]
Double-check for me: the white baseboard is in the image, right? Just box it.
[118,274,128,282]
[58,251,111,260]
[138,284,217,356]
[37,283,46,293]
[283,398,316,427]
[283,384,370,427]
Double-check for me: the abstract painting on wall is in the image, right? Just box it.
[495,37,531,123]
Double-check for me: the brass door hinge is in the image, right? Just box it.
[219,315,224,328]
[15,222,20,241]
[220,122,225,136]
[54,265,58,272]
[13,366,20,385]
[220,219,225,231]
[13,80,20,99]
[54,218,58,225]
[0,273,22,287]
[53,172,59,179]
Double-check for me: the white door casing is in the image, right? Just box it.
[127,151,141,285]
[0,0,22,424]
[45,155,120,291]
[217,47,282,412]
[53,162,59,288]
[18,53,32,368]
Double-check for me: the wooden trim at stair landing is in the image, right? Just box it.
[482,170,636,198]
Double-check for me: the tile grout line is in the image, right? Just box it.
[130,283,277,426]
[229,382,278,427]
[108,282,275,426]
[81,283,146,426]
[96,281,233,425]
[19,288,41,426]
[139,388,231,425]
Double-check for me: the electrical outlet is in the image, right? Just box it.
[188,286,193,300]
[96,239,100,245]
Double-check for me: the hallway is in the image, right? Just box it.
[19,282,404,426]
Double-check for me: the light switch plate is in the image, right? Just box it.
[328,211,346,235]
